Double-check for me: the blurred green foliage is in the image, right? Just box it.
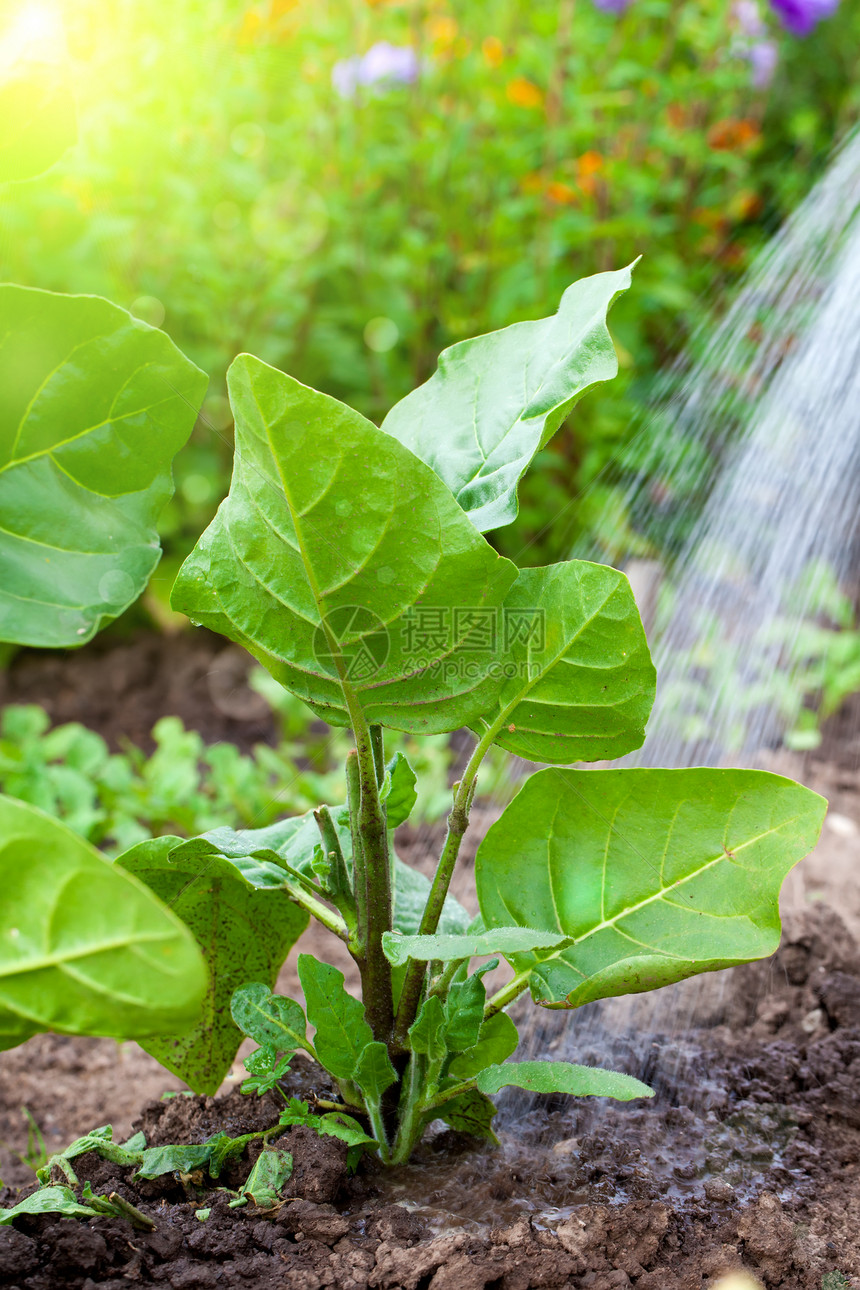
[0,682,514,852]
[1,0,858,569]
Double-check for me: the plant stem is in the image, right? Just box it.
[389,1051,426,1165]
[347,714,394,1045]
[313,804,355,926]
[392,730,495,1045]
[484,971,530,1019]
[345,749,366,952]
[280,879,350,942]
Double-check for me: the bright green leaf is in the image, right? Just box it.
[476,768,827,1008]
[443,962,496,1054]
[476,1060,654,1101]
[448,1011,519,1081]
[382,927,575,968]
[473,562,655,764]
[0,1186,100,1225]
[0,796,206,1049]
[354,1040,398,1103]
[383,751,417,828]
[0,286,206,646]
[408,994,446,1063]
[230,983,309,1054]
[381,266,634,532]
[297,954,373,1081]
[171,354,516,733]
[117,836,307,1094]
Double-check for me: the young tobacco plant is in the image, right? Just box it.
[0,259,827,1170]
[131,264,823,1164]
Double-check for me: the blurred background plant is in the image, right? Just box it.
[0,683,514,853]
[1,0,857,576]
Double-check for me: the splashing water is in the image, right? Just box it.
[498,126,860,1110]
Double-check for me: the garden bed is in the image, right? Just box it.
[3,637,860,1288]
[2,893,860,1288]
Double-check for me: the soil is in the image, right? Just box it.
[3,633,860,1287]
[0,630,277,753]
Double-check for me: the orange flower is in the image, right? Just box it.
[707,118,761,152]
[482,36,504,68]
[729,189,764,221]
[545,181,577,205]
[428,15,458,45]
[506,77,543,109]
[576,150,604,196]
[666,102,686,129]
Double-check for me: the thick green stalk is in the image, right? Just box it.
[345,749,366,953]
[389,1051,426,1166]
[348,717,394,1045]
[484,972,530,1019]
[392,729,495,1045]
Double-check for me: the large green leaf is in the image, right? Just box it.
[0,797,206,1048]
[297,954,373,1082]
[476,768,826,1007]
[117,836,307,1094]
[381,266,633,533]
[476,1061,653,1101]
[472,562,655,764]
[447,1012,519,1081]
[0,286,206,646]
[171,354,516,733]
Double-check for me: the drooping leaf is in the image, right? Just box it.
[448,1011,519,1081]
[476,768,827,1008]
[137,1137,227,1179]
[382,927,575,968]
[0,1186,100,1225]
[381,266,634,533]
[472,562,655,764]
[0,286,206,646]
[408,994,446,1063]
[0,796,206,1049]
[297,954,373,1082]
[433,1087,498,1142]
[354,1040,398,1103]
[0,65,76,184]
[278,1098,377,1151]
[171,354,516,733]
[230,983,309,1054]
[117,837,307,1094]
[382,751,418,828]
[239,1146,293,1207]
[476,1060,654,1101]
[37,1126,144,1184]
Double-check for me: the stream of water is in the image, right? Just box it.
[499,123,860,1107]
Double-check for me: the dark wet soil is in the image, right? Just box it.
[2,904,860,1289]
[3,632,860,1286]
[1,630,276,753]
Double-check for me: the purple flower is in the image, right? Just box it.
[332,42,420,100]
[747,39,779,87]
[591,0,632,11]
[733,0,767,37]
[768,0,840,36]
